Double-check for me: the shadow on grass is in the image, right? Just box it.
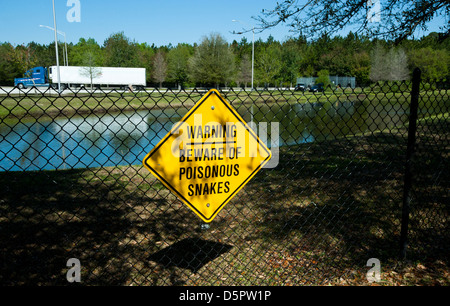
[0,168,218,285]
[0,119,447,285]
[149,238,233,273]
[245,129,448,281]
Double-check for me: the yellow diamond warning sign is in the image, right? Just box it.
[143,89,271,223]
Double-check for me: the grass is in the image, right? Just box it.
[1,87,446,122]
[0,91,197,121]
[0,115,448,285]
[0,87,448,285]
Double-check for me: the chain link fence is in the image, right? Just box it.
[0,69,448,285]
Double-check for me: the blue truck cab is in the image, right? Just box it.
[14,66,49,89]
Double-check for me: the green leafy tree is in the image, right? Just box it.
[409,47,449,80]
[136,43,155,84]
[351,51,371,85]
[30,42,66,68]
[28,41,58,68]
[297,39,320,77]
[188,33,235,87]
[255,43,282,86]
[0,43,17,85]
[255,0,449,42]
[167,43,193,88]
[316,69,331,88]
[5,44,38,85]
[103,32,139,67]
[70,38,103,66]
[280,39,302,86]
[232,37,252,62]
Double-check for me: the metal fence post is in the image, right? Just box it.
[400,68,421,259]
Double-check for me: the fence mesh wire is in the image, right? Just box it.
[0,76,448,285]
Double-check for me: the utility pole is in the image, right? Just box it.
[40,25,69,66]
[232,20,255,90]
[52,0,61,92]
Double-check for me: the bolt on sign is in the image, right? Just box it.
[143,89,271,223]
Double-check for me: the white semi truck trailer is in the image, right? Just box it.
[49,66,146,89]
[15,66,146,89]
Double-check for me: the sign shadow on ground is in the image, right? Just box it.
[148,238,233,273]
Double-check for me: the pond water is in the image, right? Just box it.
[0,100,410,172]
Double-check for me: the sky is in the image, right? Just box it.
[0,0,447,47]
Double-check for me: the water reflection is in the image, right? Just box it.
[0,109,185,171]
[0,100,410,172]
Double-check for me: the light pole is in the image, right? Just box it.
[52,0,61,92]
[39,25,68,66]
[232,20,256,124]
[232,20,255,90]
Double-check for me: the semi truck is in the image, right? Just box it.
[14,66,146,89]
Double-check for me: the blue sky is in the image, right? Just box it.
[0,0,447,47]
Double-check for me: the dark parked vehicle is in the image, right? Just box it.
[309,83,324,92]
[295,83,306,91]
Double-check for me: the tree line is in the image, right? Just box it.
[0,31,448,87]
